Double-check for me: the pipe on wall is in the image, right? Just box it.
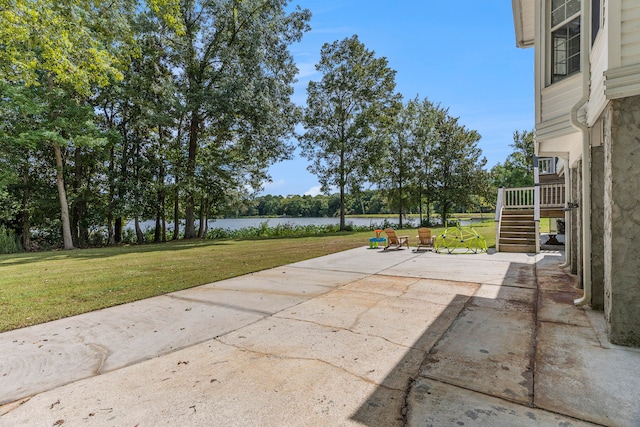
[571,0,592,307]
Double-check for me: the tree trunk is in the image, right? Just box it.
[339,148,346,231]
[115,217,122,243]
[184,112,199,239]
[53,142,74,250]
[198,196,208,238]
[107,144,116,244]
[20,167,31,251]
[172,183,179,240]
[134,215,144,244]
[72,147,89,247]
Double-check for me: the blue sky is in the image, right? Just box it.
[261,1,534,196]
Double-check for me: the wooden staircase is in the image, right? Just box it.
[498,208,537,253]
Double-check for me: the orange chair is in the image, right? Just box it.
[416,227,435,251]
[383,228,409,250]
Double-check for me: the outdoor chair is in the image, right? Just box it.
[383,228,409,250]
[416,227,435,251]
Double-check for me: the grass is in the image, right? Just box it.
[0,223,496,333]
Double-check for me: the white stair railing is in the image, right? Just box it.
[539,183,565,208]
[503,187,535,208]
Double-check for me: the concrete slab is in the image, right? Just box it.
[207,265,368,293]
[406,378,597,426]
[0,295,263,405]
[218,316,425,391]
[472,283,537,310]
[538,289,591,326]
[421,305,535,405]
[289,246,422,274]
[535,321,640,427]
[278,280,472,351]
[1,339,405,427]
[1,248,637,427]
[383,252,537,288]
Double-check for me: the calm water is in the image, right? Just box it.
[128,217,418,232]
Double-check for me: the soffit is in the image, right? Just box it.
[512,0,535,48]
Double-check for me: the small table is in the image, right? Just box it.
[369,237,386,249]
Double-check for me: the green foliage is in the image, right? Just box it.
[301,35,401,231]
[0,226,21,254]
[490,130,535,188]
[377,96,489,226]
[205,221,370,240]
[162,0,311,238]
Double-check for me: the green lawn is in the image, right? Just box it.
[0,223,496,333]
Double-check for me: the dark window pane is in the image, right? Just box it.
[551,16,581,83]
[567,0,581,17]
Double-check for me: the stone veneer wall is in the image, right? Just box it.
[591,143,605,310]
[572,161,582,286]
[603,95,640,346]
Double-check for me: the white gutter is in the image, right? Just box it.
[533,157,540,253]
[559,155,571,268]
[572,1,592,306]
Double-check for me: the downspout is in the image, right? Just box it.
[534,157,541,253]
[559,156,571,268]
[572,0,592,306]
[495,187,504,252]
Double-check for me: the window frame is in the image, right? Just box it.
[548,0,582,85]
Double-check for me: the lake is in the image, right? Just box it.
[128,216,423,232]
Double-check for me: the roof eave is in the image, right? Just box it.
[512,0,535,48]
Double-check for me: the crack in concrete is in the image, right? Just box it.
[212,338,405,392]
[272,314,415,350]
[0,397,32,417]
[400,291,478,426]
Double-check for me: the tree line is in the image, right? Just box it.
[0,1,533,252]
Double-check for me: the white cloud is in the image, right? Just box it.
[296,62,318,79]
[304,185,323,196]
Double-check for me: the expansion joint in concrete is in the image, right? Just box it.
[531,259,540,409]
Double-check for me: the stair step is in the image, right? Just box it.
[502,209,534,215]
[501,231,536,239]
[499,243,536,253]
[498,209,537,253]
[500,237,536,246]
[501,226,535,232]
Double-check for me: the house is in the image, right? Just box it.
[511,0,640,347]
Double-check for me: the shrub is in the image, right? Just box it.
[0,226,22,254]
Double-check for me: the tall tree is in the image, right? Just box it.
[490,130,535,188]
[300,35,400,231]
[158,0,310,239]
[0,0,182,249]
[430,111,488,225]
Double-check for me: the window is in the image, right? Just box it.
[550,0,581,83]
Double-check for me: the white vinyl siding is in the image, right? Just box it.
[621,0,640,67]
[588,29,608,125]
[540,74,583,123]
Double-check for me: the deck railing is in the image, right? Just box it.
[496,184,565,211]
[538,157,557,175]
[503,187,536,208]
[539,183,565,208]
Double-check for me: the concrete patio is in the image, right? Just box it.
[1,246,639,426]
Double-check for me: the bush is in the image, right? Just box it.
[205,221,371,240]
[0,226,22,254]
